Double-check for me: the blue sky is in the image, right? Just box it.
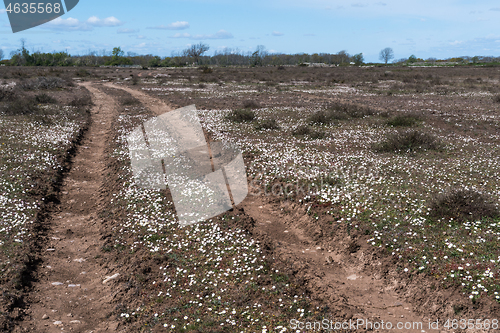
[1,0,500,62]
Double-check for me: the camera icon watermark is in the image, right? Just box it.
[4,0,79,33]
[127,105,248,227]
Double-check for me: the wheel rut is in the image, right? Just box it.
[17,83,121,333]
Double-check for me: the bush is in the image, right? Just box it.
[19,76,67,90]
[493,95,500,103]
[35,93,57,104]
[0,88,18,102]
[292,125,325,139]
[199,66,213,74]
[255,118,279,130]
[429,188,499,223]
[242,100,261,109]
[292,125,311,136]
[2,98,40,115]
[385,114,420,127]
[375,130,441,153]
[226,109,255,122]
[131,75,139,85]
[69,95,93,107]
[326,102,374,119]
[121,97,141,106]
[309,111,333,124]
[75,69,90,77]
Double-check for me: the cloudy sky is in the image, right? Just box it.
[1,0,500,62]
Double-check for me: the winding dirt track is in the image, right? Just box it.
[17,81,444,332]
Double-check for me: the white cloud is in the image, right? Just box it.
[171,29,233,40]
[148,21,190,30]
[87,16,123,27]
[449,40,464,45]
[489,7,500,11]
[117,28,139,34]
[272,31,284,36]
[351,3,367,7]
[167,21,190,30]
[172,32,191,38]
[43,16,123,31]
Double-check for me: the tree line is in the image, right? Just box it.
[1,41,499,67]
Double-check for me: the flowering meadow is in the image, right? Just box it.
[138,66,500,306]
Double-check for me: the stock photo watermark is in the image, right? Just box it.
[3,0,79,33]
[127,105,248,227]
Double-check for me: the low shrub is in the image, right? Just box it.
[121,97,141,106]
[493,95,500,103]
[375,129,441,153]
[19,76,68,90]
[69,95,93,107]
[326,102,374,119]
[385,114,421,127]
[429,188,499,223]
[242,100,261,109]
[292,125,325,139]
[2,98,40,115]
[0,88,18,102]
[199,66,213,74]
[226,109,255,122]
[255,118,279,130]
[35,93,57,104]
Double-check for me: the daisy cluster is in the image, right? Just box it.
[108,105,314,331]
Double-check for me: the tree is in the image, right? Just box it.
[0,49,3,61]
[184,42,209,64]
[112,47,125,58]
[379,47,394,64]
[408,54,417,63]
[352,53,364,66]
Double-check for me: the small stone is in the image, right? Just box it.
[53,321,62,325]
[69,320,81,324]
[67,313,72,317]
[68,284,80,288]
[103,273,120,284]
[73,258,85,263]
[51,282,63,286]
[42,314,49,320]
[46,248,55,252]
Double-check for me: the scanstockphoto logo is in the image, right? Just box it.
[127,105,248,227]
[3,0,79,33]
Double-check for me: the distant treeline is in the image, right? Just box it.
[2,42,500,67]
